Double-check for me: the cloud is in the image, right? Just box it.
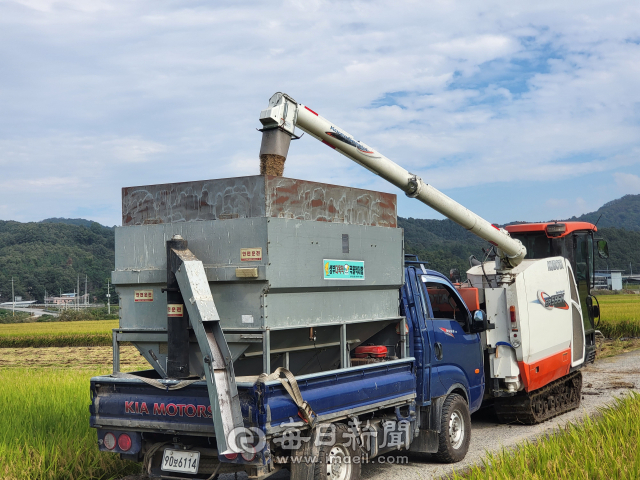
[102,138,167,163]
[613,172,640,194]
[0,0,639,225]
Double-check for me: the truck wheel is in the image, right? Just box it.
[314,423,361,480]
[433,393,471,463]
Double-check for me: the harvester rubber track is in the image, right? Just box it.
[494,371,583,425]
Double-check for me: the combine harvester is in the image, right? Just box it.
[89,93,604,479]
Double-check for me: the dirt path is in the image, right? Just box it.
[360,349,640,480]
[122,349,640,480]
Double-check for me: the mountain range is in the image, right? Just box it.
[0,195,637,302]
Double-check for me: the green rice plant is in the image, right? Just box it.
[0,320,118,347]
[452,392,640,480]
[0,368,141,479]
[597,295,640,338]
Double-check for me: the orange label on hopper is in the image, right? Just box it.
[241,248,262,261]
[134,290,154,302]
[167,304,184,317]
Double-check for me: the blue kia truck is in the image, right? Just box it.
[90,176,488,480]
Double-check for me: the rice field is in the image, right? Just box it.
[0,320,117,347]
[0,368,142,480]
[0,296,636,479]
[0,318,148,479]
[452,392,640,480]
[597,295,640,338]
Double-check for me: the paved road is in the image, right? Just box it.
[123,350,640,480]
[0,305,58,317]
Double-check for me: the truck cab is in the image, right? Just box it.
[400,257,485,414]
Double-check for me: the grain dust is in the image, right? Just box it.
[260,154,286,176]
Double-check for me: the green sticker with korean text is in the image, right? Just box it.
[323,260,365,280]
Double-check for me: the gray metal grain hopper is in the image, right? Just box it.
[112,175,404,379]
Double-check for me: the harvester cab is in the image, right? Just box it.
[505,222,609,364]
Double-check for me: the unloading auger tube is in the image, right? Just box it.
[259,92,527,269]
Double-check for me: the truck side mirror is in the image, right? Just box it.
[472,310,488,332]
[596,240,609,259]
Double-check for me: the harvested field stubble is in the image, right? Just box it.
[597,337,640,358]
[0,346,149,370]
[0,368,141,479]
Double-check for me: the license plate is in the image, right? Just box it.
[161,448,200,474]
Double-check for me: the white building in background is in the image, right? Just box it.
[595,270,624,291]
[45,292,89,305]
[610,271,623,291]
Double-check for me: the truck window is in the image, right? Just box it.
[423,281,469,332]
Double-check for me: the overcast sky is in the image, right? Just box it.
[1,0,639,226]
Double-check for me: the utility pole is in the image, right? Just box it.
[12,277,14,317]
[106,279,111,315]
[85,275,88,306]
[45,289,47,308]
[77,275,80,311]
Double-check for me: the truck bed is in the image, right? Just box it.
[90,358,416,437]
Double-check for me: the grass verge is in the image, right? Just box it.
[0,368,142,480]
[452,392,640,480]
[0,320,118,347]
[597,338,640,359]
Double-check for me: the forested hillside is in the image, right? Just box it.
[40,217,107,228]
[594,227,640,271]
[401,220,637,275]
[571,194,640,231]
[0,196,638,303]
[0,220,114,303]
[400,217,488,276]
